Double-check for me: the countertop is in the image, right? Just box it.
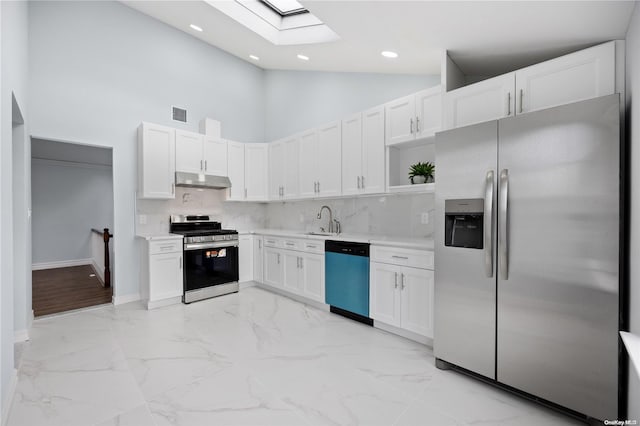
[240,229,434,250]
[135,233,184,241]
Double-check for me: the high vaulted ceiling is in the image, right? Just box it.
[122,1,635,76]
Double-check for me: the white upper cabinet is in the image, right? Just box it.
[342,106,385,196]
[175,130,228,177]
[444,41,617,130]
[227,141,245,201]
[444,73,515,130]
[175,130,204,174]
[515,41,615,115]
[385,94,416,145]
[245,143,268,201]
[203,137,228,176]
[298,130,319,199]
[137,122,175,199]
[283,136,300,199]
[341,113,363,196]
[386,86,442,145]
[316,120,342,197]
[269,140,285,200]
[361,105,385,194]
[415,86,443,138]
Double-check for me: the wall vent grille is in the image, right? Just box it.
[172,106,187,123]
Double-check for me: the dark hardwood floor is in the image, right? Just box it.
[32,265,112,317]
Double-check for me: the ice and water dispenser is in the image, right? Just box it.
[444,199,484,249]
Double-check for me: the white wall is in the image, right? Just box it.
[1,0,29,417]
[28,1,266,302]
[31,159,113,265]
[625,2,640,421]
[264,70,439,141]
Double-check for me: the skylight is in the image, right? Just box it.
[261,0,308,17]
[206,0,339,46]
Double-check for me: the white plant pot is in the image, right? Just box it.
[411,176,427,184]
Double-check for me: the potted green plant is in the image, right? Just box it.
[408,161,435,184]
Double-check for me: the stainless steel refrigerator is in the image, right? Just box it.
[434,94,620,421]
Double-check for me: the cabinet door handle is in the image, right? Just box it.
[205,160,208,171]
[400,273,405,290]
[277,253,280,264]
[357,176,361,189]
[317,181,320,193]
[361,176,365,189]
[179,256,182,269]
[519,89,524,113]
[300,257,303,269]
[394,272,398,289]
[171,183,175,195]
[416,116,420,133]
[410,118,414,134]
[200,160,203,171]
[391,255,408,260]
[507,92,511,116]
[258,239,262,249]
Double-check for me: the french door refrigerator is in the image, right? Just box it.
[434,94,620,422]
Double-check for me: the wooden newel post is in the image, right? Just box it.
[103,228,111,288]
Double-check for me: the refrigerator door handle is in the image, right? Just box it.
[499,169,509,280]
[484,170,495,277]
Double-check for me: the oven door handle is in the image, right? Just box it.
[184,242,238,251]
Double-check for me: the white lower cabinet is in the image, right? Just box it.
[370,246,434,339]
[140,238,183,309]
[263,247,283,288]
[253,236,264,283]
[239,235,254,283]
[254,235,325,304]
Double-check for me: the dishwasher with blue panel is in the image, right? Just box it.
[324,240,372,325]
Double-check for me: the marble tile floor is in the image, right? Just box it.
[8,287,584,426]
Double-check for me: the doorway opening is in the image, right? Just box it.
[30,138,114,317]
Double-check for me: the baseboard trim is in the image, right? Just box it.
[113,293,140,306]
[1,368,18,426]
[239,281,257,290]
[373,321,432,346]
[32,259,91,271]
[146,296,182,310]
[90,259,105,285]
[253,282,329,312]
[13,329,29,343]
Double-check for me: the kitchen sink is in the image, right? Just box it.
[304,232,335,237]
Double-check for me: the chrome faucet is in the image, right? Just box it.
[317,205,334,233]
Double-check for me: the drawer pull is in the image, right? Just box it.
[306,244,317,249]
[286,242,295,246]
[391,255,409,260]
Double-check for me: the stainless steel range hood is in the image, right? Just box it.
[175,172,231,189]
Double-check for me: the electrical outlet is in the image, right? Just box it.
[421,212,429,224]
[139,214,147,225]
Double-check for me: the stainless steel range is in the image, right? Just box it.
[170,215,239,303]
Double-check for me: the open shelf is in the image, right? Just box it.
[388,183,434,194]
[386,141,435,190]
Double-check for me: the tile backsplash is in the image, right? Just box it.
[137,187,434,239]
[265,193,435,238]
[135,187,267,234]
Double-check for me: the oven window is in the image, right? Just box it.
[183,246,239,291]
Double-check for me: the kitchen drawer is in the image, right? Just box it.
[149,239,182,255]
[282,238,304,251]
[263,237,282,248]
[370,245,434,270]
[301,240,324,254]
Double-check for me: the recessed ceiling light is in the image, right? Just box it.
[249,54,260,61]
[190,24,203,32]
[381,51,398,59]
[297,54,309,61]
